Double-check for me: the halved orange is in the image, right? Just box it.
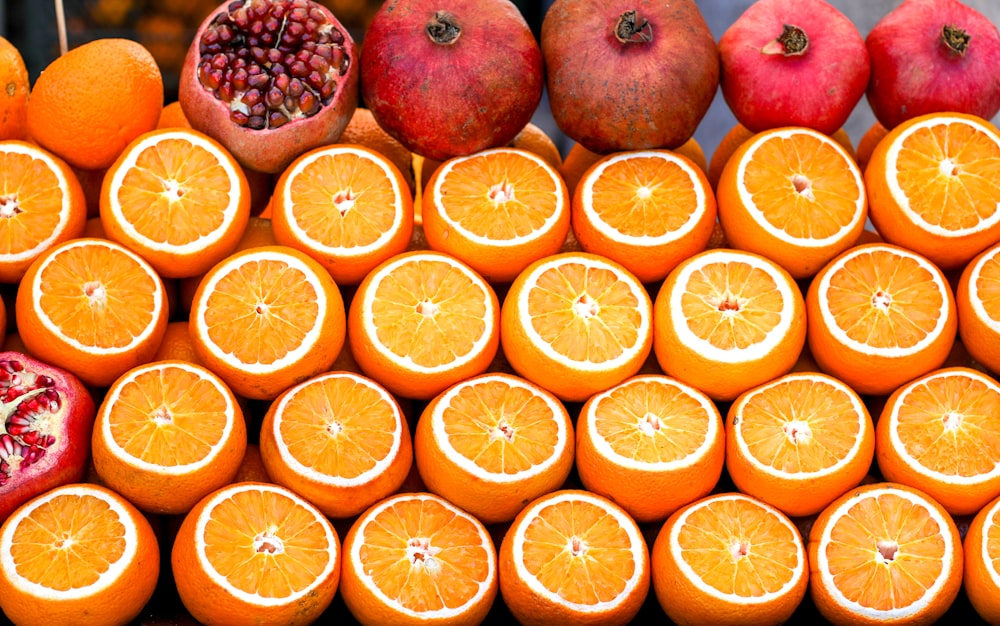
[957,241,1000,373]
[964,493,1000,624]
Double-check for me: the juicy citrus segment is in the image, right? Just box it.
[349,493,496,617]
[524,256,648,367]
[197,484,338,603]
[281,145,409,253]
[672,494,804,600]
[813,486,958,618]
[431,148,564,243]
[884,115,1000,234]
[2,488,133,594]
[107,131,244,249]
[735,129,864,242]
[32,238,164,352]
[271,372,405,484]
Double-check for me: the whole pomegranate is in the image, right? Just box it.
[360,0,544,161]
[179,0,360,174]
[866,0,1000,130]
[718,0,870,135]
[541,0,718,154]
[0,352,96,523]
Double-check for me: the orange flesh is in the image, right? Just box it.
[107,366,229,466]
[681,260,783,350]
[358,497,492,611]
[289,152,401,248]
[440,379,560,475]
[823,492,946,610]
[203,489,332,598]
[975,253,1000,324]
[8,493,126,591]
[738,378,861,473]
[588,154,699,237]
[594,379,711,463]
[0,150,65,254]
[677,497,799,597]
[437,151,558,239]
[825,250,943,349]
[742,133,861,239]
[278,376,398,479]
[527,262,641,363]
[989,507,1000,576]
[203,258,319,364]
[38,244,158,348]
[371,258,488,367]
[520,499,636,604]
[894,374,1000,477]
[116,137,232,245]
[894,122,1000,230]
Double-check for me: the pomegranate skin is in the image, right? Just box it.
[541,0,718,154]
[0,352,96,524]
[360,0,544,161]
[719,0,870,135]
[866,0,1000,130]
[179,0,360,174]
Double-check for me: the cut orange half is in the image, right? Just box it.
[957,241,1000,373]
[964,493,1000,624]
[271,143,414,286]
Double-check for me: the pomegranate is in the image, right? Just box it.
[0,352,96,523]
[360,0,544,161]
[718,0,870,135]
[541,0,718,154]
[179,0,360,174]
[866,0,1000,130]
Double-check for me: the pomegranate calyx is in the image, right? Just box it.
[941,24,971,57]
[427,11,462,45]
[614,10,653,45]
[761,24,809,56]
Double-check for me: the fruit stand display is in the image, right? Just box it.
[4,1,1000,625]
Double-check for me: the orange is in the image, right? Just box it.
[100,128,252,278]
[726,371,876,518]
[27,38,163,171]
[421,147,571,284]
[152,320,202,364]
[500,251,653,403]
[575,374,725,523]
[509,121,564,172]
[189,245,346,400]
[499,489,650,626]
[957,241,1000,373]
[340,491,498,626]
[653,248,807,402]
[348,250,500,400]
[258,370,413,519]
[156,100,192,129]
[875,366,1000,516]
[571,149,718,283]
[91,360,247,514]
[865,111,1000,270]
[171,481,341,625]
[0,140,88,283]
[271,143,414,285]
[14,237,169,388]
[805,242,958,396]
[854,119,888,172]
[339,106,416,192]
[716,126,868,279]
[964,493,1000,624]
[651,492,809,626]
[561,139,707,198]
[0,36,29,141]
[0,483,160,626]
[808,482,964,625]
[413,372,575,524]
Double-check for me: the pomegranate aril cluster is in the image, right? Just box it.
[0,359,61,485]
[197,0,350,130]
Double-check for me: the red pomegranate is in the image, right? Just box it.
[0,352,96,523]
[541,0,718,154]
[718,0,870,135]
[179,0,360,174]
[866,0,1000,130]
[360,0,544,161]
